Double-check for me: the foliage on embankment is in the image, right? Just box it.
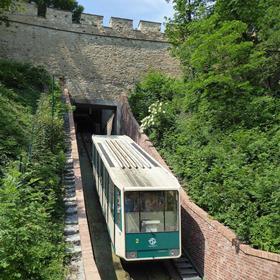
[129,0,280,253]
[0,59,66,279]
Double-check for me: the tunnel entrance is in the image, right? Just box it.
[73,102,118,136]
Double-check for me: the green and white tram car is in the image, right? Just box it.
[92,135,181,261]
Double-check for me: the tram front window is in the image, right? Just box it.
[125,191,178,233]
[125,192,140,233]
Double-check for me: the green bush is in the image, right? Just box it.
[0,59,51,110]
[129,0,280,253]
[0,60,66,278]
[0,86,30,168]
[0,169,65,280]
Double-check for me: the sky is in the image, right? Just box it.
[78,0,174,29]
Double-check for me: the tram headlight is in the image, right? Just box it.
[126,251,137,259]
[169,249,180,257]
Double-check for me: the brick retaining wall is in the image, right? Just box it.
[119,95,280,280]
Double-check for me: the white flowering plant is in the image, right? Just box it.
[139,100,177,147]
[140,101,167,132]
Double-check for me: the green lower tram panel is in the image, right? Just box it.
[125,232,180,259]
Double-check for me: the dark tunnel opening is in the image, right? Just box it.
[73,103,117,136]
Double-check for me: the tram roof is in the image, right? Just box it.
[92,135,180,191]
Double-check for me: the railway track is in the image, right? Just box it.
[122,255,201,280]
[122,260,171,280]
[172,252,201,280]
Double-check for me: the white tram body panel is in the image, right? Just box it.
[92,135,181,261]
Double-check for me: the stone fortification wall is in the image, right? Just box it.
[120,96,280,280]
[0,3,181,102]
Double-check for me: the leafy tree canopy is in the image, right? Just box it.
[130,0,280,253]
[0,0,24,23]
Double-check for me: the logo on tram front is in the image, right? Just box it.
[148,237,157,247]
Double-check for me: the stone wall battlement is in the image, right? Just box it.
[12,3,165,41]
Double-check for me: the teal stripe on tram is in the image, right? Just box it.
[126,232,179,251]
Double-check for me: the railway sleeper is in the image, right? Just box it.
[65,200,78,208]
[66,233,81,246]
[65,206,78,215]
[181,276,201,280]
[64,196,77,203]
[64,225,79,236]
[64,176,75,182]
[66,244,82,257]
[65,190,76,198]
[173,254,202,280]
[64,171,75,176]
[176,262,193,269]
[64,184,76,191]
[65,214,78,225]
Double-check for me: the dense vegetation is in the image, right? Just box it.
[129,0,280,253]
[0,0,21,23]
[0,59,66,279]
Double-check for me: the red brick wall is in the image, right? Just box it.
[119,96,280,280]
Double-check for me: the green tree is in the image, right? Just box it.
[130,0,280,253]
[0,169,65,280]
[0,0,21,13]
[35,0,84,22]
[0,0,24,23]
[165,0,214,45]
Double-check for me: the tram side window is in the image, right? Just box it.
[101,161,105,190]
[165,191,178,231]
[115,187,122,231]
[96,151,100,189]
[109,180,114,215]
[104,169,109,200]
[125,192,140,233]
[95,146,97,169]
[92,145,96,168]
[99,157,103,188]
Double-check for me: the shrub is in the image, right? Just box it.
[0,60,66,278]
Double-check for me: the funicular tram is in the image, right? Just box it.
[92,135,181,261]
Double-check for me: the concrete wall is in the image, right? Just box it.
[119,96,280,280]
[0,3,181,102]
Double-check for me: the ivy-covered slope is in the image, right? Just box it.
[129,0,280,254]
[0,60,66,279]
